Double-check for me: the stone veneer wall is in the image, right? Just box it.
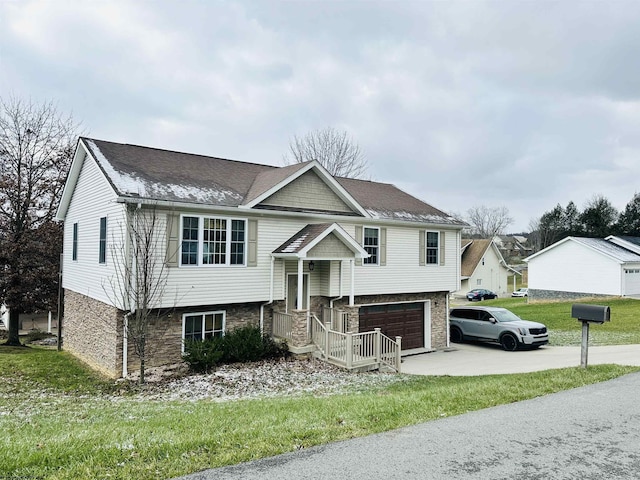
[65,290,267,377]
[332,291,450,349]
[126,301,265,374]
[529,289,617,302]
[63,289,123,378]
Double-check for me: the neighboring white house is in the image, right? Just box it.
[525,236,640,300]
[55,138,466,377]
[456,239,515,297]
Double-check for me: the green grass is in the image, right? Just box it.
[1,347,639,479]
[479,297,640,345]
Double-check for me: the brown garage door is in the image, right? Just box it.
[359,302,424,350]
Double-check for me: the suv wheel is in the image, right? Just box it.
[500,333,518,351]
[450,326,463,343]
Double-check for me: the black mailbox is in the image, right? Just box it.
[571,304,610,324]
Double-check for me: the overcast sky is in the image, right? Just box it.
[2,1,640,232]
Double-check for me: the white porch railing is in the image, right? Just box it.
[273,311,294,341]
[311,315,402,372]
[321,307,349,333]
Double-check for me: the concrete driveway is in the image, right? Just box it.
[401,342,640,376]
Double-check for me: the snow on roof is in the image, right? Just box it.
[366,209,462,225]
[79,137,467,227]
[282,233,309,253]
[574,237,640,263]
[86,139,243,204]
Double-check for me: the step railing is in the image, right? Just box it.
[272,311,294,341]
[321,307,349,333]
[311,315,401,372]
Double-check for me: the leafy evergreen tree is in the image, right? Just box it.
[579,195,618,237]
[615,193,640,236]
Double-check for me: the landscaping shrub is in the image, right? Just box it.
[183,325,288,372]
[23,329,53,343]
[183,337,224,373]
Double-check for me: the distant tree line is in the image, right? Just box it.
[529,194,640,250]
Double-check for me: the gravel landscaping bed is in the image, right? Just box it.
[123,358,409,402]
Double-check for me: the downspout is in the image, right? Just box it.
[122,312,130,378]
[259,255,275,334]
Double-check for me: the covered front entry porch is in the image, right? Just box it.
[269,223,402,372]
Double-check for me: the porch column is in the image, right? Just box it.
[349,258,355,306]
[297,258,304,311]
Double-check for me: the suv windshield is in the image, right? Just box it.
[491,309,522,323]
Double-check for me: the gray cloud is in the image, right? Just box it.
[2,0,640,231]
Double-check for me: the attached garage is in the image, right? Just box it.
[359,302,429,350]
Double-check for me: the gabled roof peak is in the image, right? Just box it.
[57,137,466,228]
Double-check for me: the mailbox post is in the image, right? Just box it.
[571,304,610,368]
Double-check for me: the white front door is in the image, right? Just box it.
[287,273,309,312]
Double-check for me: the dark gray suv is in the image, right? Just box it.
[449,306,549,351]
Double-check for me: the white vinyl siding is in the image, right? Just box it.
[351,226,457,295]
[528,241,623,295]
[62,151,127,306]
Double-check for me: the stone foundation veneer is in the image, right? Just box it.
[63,290,266,378]
[529,289,618,302]
[63,289,123,377]
[64,289,449,377]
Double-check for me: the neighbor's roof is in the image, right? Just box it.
[573,237,640,263]
[461,239,491,277]
[526,236,640,263]
[72,137,465,226]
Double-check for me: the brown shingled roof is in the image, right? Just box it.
[461,239,491,277]
[82,137,466,226]
[273,224,334,254]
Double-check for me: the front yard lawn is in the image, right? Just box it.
[1,346,638,479]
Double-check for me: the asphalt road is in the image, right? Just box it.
[175,371,640,480]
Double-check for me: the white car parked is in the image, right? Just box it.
[511,288,529,297]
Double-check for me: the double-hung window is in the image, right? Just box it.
[99,217,107,264]
[181,215,246,266]
[363,227,379,265]
[426,231,439,265]
[182,311,225,349]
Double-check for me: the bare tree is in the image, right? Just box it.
[466,205,514,238]
[283,126,369,179]
[0,97,79,346]
[106,204,172,384]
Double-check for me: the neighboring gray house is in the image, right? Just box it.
[525,236,640,300]
[55,138,466,378]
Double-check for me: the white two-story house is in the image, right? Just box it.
[56,138,466,377]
